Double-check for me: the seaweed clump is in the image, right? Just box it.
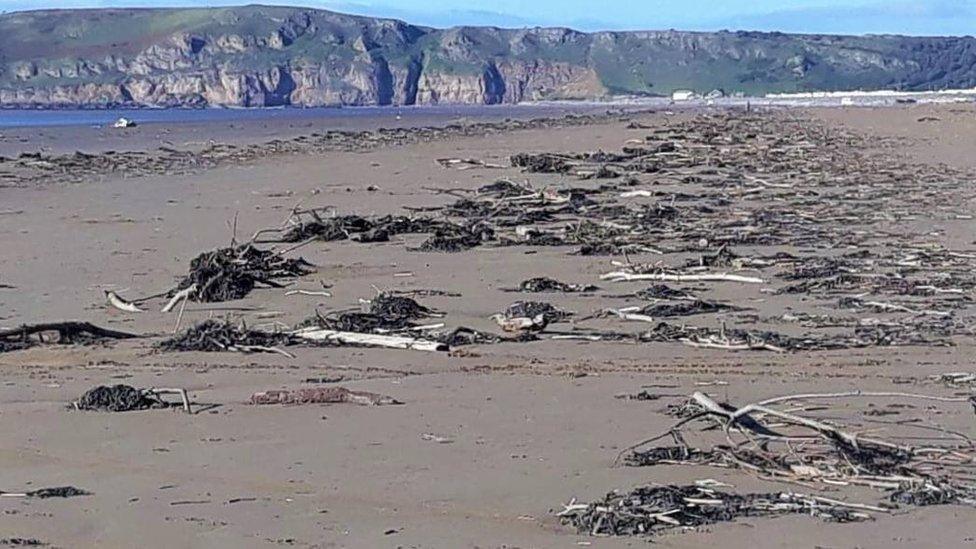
[176,245,313,302]
[74,385,170,412]
[159,319,292,352]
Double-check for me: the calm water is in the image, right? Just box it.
[0,104,613,129]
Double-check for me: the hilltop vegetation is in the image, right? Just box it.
[1,5,974,107]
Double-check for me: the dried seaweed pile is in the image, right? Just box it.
[74,385,170,412]
[513,277,597,293]
[302,292,440,334]
[256,208,441,244]
[175,244,313,302]
[558,485,867,536]
[159,319,293,353]
[504,301,571,323]
[416,222,495,253]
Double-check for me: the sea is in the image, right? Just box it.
[0,104,622,129]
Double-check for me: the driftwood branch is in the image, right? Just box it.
[291,327,448,352]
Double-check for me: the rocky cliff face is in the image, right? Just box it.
[1,6,974,108]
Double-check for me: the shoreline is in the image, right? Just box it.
[1,84,974,123]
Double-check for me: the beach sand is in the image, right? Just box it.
[1,103,974,548]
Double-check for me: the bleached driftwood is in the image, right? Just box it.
[291,327,447,352]
[620,190,654,198]
[599,307,656,324]
[681,338,785,353]
[104,290,144,313]
[161,284,196,313]
[601,271,764,284]
[436,157,506,170]
[151,387,193,414]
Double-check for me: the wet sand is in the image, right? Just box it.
[1,103,975,548]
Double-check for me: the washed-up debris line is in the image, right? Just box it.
[631,315,952,352]
[118,109,976,354]
[1,111,622,188]
[248,387,402,406]
[0,322,138,353]
[558,485,869,537]
[603,389,976,537]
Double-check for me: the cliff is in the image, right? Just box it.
[1,5,974,108]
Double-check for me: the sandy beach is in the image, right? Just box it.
[1,102,975,548]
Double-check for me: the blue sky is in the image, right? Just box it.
[1,0,973,35]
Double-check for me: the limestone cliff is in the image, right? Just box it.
[0,6,973,108]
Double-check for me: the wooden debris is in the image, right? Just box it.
[558,485,874,537]
[0,322,138,353]
[104,290,144,313]
[291,327,447,352]
[617,390,976,517]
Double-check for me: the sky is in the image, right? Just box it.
[0,0,973,36]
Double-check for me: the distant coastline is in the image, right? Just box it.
[2,6,976,110]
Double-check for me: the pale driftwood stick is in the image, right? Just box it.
[285,289,333,297]
[605,307,656,324]
[274,236,318,257]
[104,290,144,313]
[681,338,786,353]
[231,344,296,359]
[620,190,654,198]
[291,327,447,352]
[161,284,196,313]
[129,288,174,305]
[691,392,909,452]
[601,271,764,284]
[149,388,192,414]
[784,492,889,513]
[551,334,603,341]
[852,300,950,317]
[753,390,973,408]
[436,157,506,170]
[172,293,189,334]
[0,322,138,340]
